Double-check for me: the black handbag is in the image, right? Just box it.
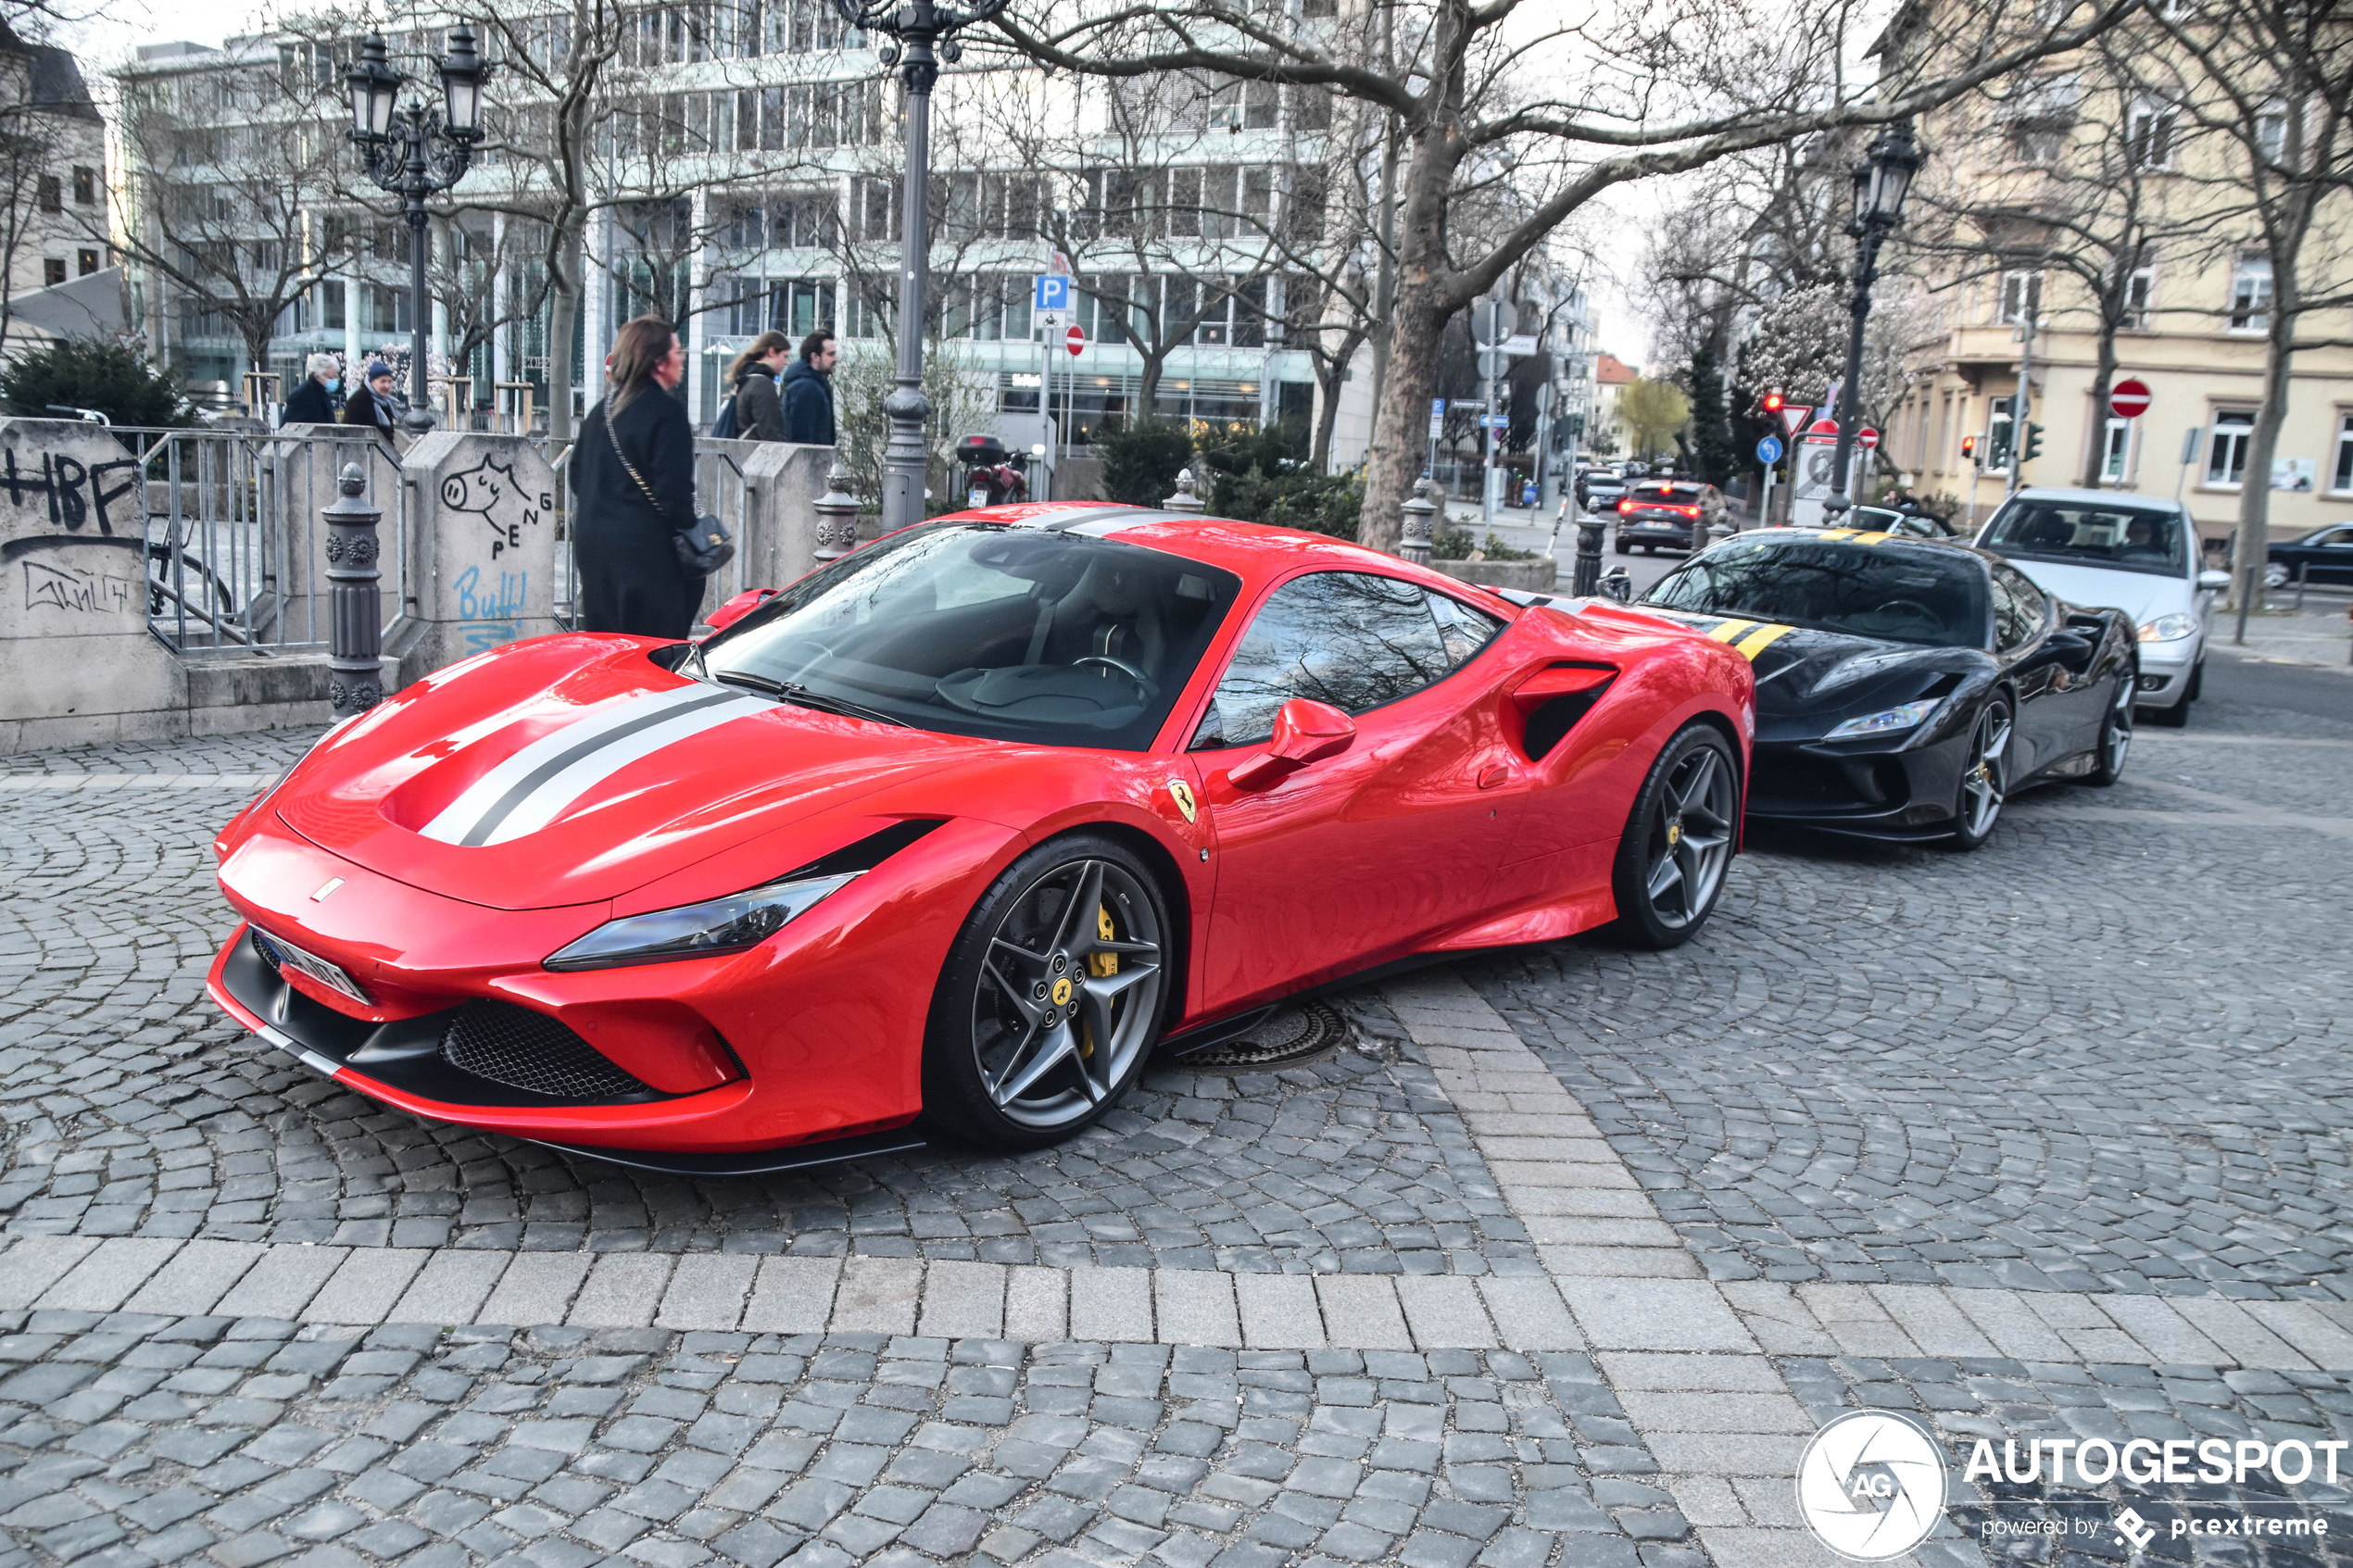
[603,404,736,577]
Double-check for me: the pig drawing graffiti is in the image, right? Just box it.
[438,456,550,561]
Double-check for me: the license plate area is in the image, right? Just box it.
[253,927,373,1006]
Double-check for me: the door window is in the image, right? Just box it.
[1988,563,2048,653]
[1193,572,1457,747]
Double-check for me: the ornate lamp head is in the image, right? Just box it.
[439,24,487,138]
[344,34,399,142]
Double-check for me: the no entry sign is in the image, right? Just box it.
[1859,427,1880,450]
[2110,378,2152,420]
[1065,324,1087,358]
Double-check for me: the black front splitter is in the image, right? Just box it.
[529,1127,929,1178]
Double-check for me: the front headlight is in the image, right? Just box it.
[2139,613,2199,643]
[1825,697,1944,740]
[547,872,860,972]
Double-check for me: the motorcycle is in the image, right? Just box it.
[958,434,1028,508]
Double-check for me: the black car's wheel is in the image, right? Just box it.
[1614,539,1630,555]
[1947,698,2013,850]
[2088,663,2134,786]
[924,834,1169,1149]
[1610,723,1739,949]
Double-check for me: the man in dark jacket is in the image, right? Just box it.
[340,362,402,451]
[780,328,837,445]
[281,354,341,426]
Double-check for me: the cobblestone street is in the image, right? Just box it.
[6,665,2352,1568]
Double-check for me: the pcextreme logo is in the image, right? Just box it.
[1795,1410,1948,1560]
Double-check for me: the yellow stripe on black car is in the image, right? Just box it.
[1707,620,1758,643]
[1733,623,1796,659]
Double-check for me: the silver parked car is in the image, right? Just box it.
[1973,487,2230,726]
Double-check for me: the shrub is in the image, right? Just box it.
[1097,419,1195,506]
[0,337,196,430]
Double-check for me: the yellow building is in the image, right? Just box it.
[1874,6,2353,547]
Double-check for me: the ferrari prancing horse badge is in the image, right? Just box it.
[1167,779,1199,823]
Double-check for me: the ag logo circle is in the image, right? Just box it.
[1795,1410,1947,1560]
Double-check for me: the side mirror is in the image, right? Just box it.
[1227,697,1355,790]
[1598,568,1634,603]
[2028,629,2095,673]
[2197,570,2232,592]
[704,586,778,633]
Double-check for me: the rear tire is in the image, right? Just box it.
[1614,540,1630,555]
[923,834,1170,1150]
[1610,724,1740,949]
[2147,689,2191,727]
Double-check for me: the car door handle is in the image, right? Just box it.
[1478,763,1512,789]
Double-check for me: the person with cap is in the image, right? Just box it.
[341,360,402,450]
[281,353,342,427]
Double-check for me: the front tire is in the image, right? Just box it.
[1610,723,1740,949]
[1947,698,2013,850]
[2088,663,2135,786]
[924,834,1170,1150]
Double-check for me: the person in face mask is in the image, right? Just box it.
[281,353,343,427]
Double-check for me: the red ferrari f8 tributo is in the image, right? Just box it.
[208,504,1755,1169]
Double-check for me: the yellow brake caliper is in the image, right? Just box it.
[1081,905,1118,1057]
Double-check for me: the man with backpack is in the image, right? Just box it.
[714,331,789,441]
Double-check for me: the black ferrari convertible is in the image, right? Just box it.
[1632,527,2140,847]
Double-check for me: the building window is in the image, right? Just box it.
[2124,265,2155,329]
[76,248,97,276]
[2129,102,2177,169]
[2101,418,2130,483]
[2256,105,2288,162]
[1999,271,2041,326]
[36,175,60,213]
[2333,413,2353,495]
[43,257,64,286]
[2207,409,2254,487]
[2229,258,2272,332]
[71,166,95,205]
[319,278,345,329]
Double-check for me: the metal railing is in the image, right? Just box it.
[117,426,410,657]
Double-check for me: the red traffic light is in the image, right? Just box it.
[1761,389,1785,415]
[1960,434,1977,458]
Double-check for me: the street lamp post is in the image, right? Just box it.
[1823,119,1919,517]
[343,26,488,433]
[828,0,1008,535]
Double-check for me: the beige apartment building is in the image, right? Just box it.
[1875,5,2353,545]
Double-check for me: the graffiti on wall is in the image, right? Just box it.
[0,446,142,535]
[440,456,553,562]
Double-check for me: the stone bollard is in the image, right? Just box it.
[812,461,861,563]
[1574,508,1605,596]
[1400,476,1438,565]
[322,463,384,719]
[1161,469,1205,512]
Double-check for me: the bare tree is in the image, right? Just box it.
[995,0,2143,550]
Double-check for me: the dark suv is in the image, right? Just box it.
[1614,481,1728,554]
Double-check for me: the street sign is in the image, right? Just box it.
[1501,333,1539,357]
[1034,274,1072,313]
[1858,427,1880,451]
[1471,300,1518,346]
[1036,309,1065,332]
[1477,349,1509,380]
[1756,434,1783,465]
[1805,418,1839,439]
[1483,414,1509,431]
[1428,398,1445,441]
[1780,405,1814,435]
[2111,378,2152,420]
[1064,324,1086,358]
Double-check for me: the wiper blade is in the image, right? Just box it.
[711,670,909,727]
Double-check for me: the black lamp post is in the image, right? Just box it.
[1823,118,1919,516]
[827,0,1007,533]
[344,26,488,433]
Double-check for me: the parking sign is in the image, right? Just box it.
[1034,275,1071,313]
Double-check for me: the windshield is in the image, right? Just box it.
[1643,536,1990,647]
[698,523,1240,749]
[1629,483,1703,505]
[1980,500,2189,578]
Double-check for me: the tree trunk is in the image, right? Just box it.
[2230,312,2294,635]
[2080,306,2120,488]
[547,226,583,443]
[1355,286,1445,553]
[1137,348,1165,422]
[1312,360,1345,471]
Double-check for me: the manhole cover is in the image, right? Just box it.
[1180,1000,1346,1070]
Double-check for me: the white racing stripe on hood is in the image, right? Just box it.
[421,684,748,847]
[474,694,768,846]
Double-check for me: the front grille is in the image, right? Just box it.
[439,1000,654,1101]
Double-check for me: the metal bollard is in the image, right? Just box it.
[813,461,861,563]
[1574,508,1604,596]
[1162,468,1205,512]
[321,463,384,720]
[1399,475,1437,565]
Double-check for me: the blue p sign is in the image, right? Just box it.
[1035,275,1071,312]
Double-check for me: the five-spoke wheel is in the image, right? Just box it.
[1612,723,1740,948]
[2089,664,2134,785]
[1948,699,2011,850]
[925,835,1168,1148]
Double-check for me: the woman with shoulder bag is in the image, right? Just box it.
[571,316,719,639]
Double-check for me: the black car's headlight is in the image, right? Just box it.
[547,872,861,972]
[1824,697,1944,741]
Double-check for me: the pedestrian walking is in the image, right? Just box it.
[571,316,702,639]
[781,327,838,446]
[341,361,402,450]
[720,331,790,442]
[281,354,342,427]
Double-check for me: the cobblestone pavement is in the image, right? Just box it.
[1459,697,2353,1303]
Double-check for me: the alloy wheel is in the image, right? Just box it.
[1642,744,1736,929]
[970,858,1163,1131]
[1960,706,2011,839]
[2103,672,2133,777]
